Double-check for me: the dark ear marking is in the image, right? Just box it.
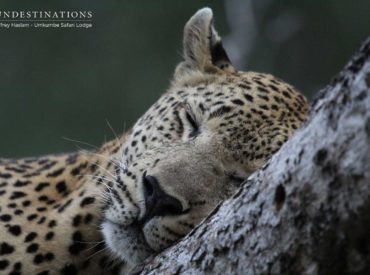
[210,41,232,70]
[208,20,232,70]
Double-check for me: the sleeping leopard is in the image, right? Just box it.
[0,8,308,275]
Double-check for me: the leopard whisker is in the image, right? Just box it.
[85,246,110,261]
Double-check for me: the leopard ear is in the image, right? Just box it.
[176,8,234,76]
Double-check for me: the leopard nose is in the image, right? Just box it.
[142,174,184,219]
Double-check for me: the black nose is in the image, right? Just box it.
[142,174,184,221]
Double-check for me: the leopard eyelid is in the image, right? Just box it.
[184,103,199,129]
[185,110,198,130]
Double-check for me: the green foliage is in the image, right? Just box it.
[0,0,369,157]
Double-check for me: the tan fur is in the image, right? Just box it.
[0,8,308,275]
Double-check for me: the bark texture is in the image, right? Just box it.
[136,37,370,275]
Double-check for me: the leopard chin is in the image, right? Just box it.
[101,220,154,272]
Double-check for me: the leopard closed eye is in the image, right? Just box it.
[0,7,308,275]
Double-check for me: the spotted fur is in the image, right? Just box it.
[0,8,308,275]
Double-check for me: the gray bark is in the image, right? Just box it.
[134,37,370,275]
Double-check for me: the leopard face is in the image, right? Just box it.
[101,7,308,271]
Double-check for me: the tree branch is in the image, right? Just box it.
[136,37,370,274]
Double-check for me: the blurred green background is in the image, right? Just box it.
[0,0,369,157]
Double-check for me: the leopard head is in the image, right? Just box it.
[101,7,308,271]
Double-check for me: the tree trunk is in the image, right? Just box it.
[134,37,370,275]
